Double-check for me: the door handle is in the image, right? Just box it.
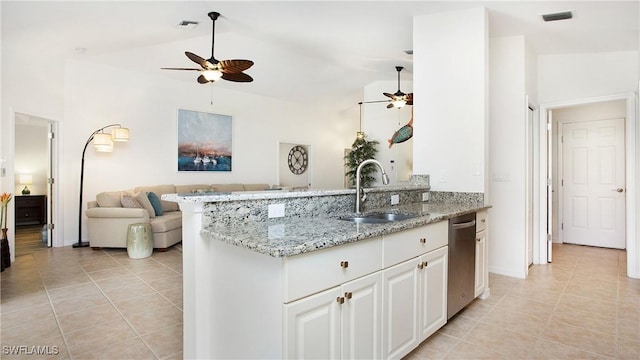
[613,188,624,193]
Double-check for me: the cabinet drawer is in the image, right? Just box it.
[383,221,448,268]
[476,210,488,233]
[283,237,382,303]
[17,197,43,207]
[16,207,41,218]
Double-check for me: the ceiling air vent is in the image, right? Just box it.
[177,20,199,29]
[542,11,573,22]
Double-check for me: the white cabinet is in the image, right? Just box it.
[382,257,419,360]
[418,246,448,340]
[283,221,450,360]
[284,272,383,359]
[382,246,448,360]
[475,210,489,299]
[284,287,342,359]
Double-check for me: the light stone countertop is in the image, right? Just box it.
[161,185,429,203]
[200,201,490,258]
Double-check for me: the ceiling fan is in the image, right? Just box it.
[383,66,413,108]
[161,12,254,84]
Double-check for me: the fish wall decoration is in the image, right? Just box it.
[388,108,413,148]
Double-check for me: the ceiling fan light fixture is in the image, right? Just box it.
[392,99,406,108]
[202,69,223,81]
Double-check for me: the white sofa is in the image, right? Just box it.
[85,183,271,251]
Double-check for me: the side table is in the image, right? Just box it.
[127,223,153,259]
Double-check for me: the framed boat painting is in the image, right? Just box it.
[177,109,232,172]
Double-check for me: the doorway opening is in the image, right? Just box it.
[14,113,57,256]
[537,93,637,278]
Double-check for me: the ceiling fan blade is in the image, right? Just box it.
[387,103,395,109]
[221,72,253,82]
[197,74,211,84]
[161,67,201,71]
[185,52,213,69]
[219,59,254,73]
[406,93,413,105]
[383,92,394,99]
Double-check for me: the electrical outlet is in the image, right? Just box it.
[268,204,285,218]
[422,192,430,202]
[391,194,399,205]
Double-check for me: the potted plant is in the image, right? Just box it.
[1,192,12,271]
[344,133,380,188]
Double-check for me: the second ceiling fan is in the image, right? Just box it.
[162,12,254,84]
[383,66,413,108]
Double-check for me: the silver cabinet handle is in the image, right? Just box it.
[452,220,476,229]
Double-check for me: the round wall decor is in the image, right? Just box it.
[288,145,308,175]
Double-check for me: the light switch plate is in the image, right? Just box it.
[422,192,430,202]
[268,204,285,218]
[391,194,399,205]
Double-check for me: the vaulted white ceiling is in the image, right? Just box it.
[2,1,638,105]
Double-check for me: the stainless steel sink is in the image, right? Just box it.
[339,212,417,224]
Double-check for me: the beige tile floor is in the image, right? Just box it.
[408,244,640,360]
[1,243,639,359]
[1,246,183,359]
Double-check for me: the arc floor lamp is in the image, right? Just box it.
[73,124,129,248]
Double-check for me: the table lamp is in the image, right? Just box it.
[19,174,32,195]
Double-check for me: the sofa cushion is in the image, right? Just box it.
[134,185,178,212]
[121,192,142,208]
[136,192,156,219]
[147,192,164,216]
[211,184,245,192]
[149,211,182,233]
[96,191,123,207]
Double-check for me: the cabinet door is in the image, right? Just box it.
[342,272,383,360]
[418,246,448,341]
[284,287,342,359]
[382,258,419,360]
[475,229,487,298]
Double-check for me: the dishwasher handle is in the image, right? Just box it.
[451,219,476,230]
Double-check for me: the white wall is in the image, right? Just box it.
[60,59,352,245]
[413,8,487,193]
[488,36,528,279]
[14,119,49,196]
[538,51,638,104]
[2,35,356,248]
[362,81,413,186]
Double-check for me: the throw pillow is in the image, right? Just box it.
[147,192,164,216]
[136,191,156,219]
[96,191,123,207]
[121,192,142,209]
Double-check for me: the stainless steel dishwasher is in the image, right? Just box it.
[447,212,476,319]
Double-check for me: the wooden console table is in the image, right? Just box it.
[15,195,47,226]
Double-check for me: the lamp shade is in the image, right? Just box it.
[112,127,129,142]
[93,133,114,152]
[19,174,33,185]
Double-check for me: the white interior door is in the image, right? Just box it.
[561,118,626,249]
[46,122,54,247]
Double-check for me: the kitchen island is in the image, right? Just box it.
[164,187,489,359]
